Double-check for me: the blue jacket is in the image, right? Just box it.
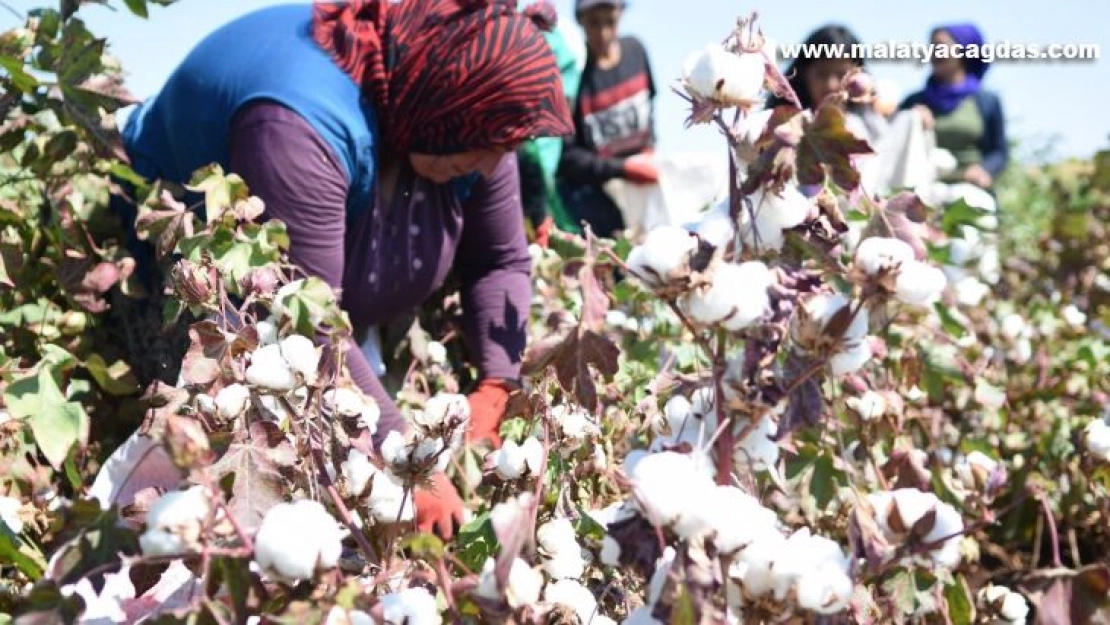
[898,89,1009,179]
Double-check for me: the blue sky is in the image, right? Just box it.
[3,0,1107,163]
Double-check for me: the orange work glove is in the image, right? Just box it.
[413,471,466,539]
[465,379,513,447]
[534,216,555,248]
[622,153,659,185]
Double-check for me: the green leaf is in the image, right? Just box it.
[4,368,89,469]
[0,522,47,580]
[809,452,840,509]
[670,584,698,625]
[943,575,976,625]
[456,512,498,573]
[941,198,991,235]
[401,533,446,562]
[85,353,140,396]
[0,54,39,92]
[122,0,148,17]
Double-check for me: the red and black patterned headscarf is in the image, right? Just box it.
[312,0,574,155]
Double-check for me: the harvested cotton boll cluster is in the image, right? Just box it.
[853,236,947,306]
[536,518,588,580]
[790,292,872,375]
[679,260,773,331]
[682,42,767,106]
[338,448,413,524]
[253,499,345,583]
[245,334,320,392]
[322,386,381,433]
[626,225,713,292]
[864,488,965,570]
[140,486,213,557]
[977,585,1030,624]
[490,437,544,480]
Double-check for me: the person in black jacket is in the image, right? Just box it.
[556,0,657,238]
[899,23,1008,190]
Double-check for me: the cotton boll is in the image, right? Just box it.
[493,439,527,480]
[829,341,873,376]
[895,261,948,306]
[545,579,606,625]
[0,497,23,534]
[954,276,991,307]
[705,486,779,554]
[729,530,786,597]
[551,405,600,448]
[733,415,780,471]
[741,187,810,252]
[537,517,587,579]
[630,452,715,528]
[279,334,320,385]
[380,587,439,625]
[855,237,915,275]
[254,499,344,583]
[379,431,408,468]
[683,43,766,104]
[1063,305,1087,328]
[426,341,447,366]
[922,500,964,569]
[255,318,279,346]
[368,469,414,524]
[1085,418,1110,462]
[476,557,543,608]
[412,436,447,471]
[688,199,737,250]
[680,261,771,331]
[341,448,376,497]
[600,536,622,566]
[978,585,1030,624]
[662,395,692,435]
[140,486,211,557]
[770,528,849,602]
[847,391,887,420]
[795,559,853,614]
[627,226,700,288]
[215,384,251,420]
[246,344,297,391]
[418,393,470,432]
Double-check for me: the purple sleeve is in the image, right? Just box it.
[455,154,532,382]
[227,101,407,439]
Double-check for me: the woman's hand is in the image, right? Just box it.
[534,216,555,248]
[622,153,660,185]
[963,163,993,189]
[413,472,466,539]
[464,379,513,447]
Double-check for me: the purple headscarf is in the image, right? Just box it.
[922,23,989,114]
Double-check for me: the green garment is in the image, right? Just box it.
[934,97,984,183]
[525,26,583,233]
